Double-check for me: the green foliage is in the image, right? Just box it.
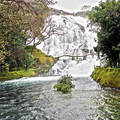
[24,52,34,70]
[87,0,120,67]
[0,1,57,81]
[91,67,120,88]
[63,19,66,24]
[54,75,75,93]
[26,46,56,75]
[6,32,34,70]
[0,4,34,72]
[0,0,55,72]
[0,69,35,81]
[0,31,34,72]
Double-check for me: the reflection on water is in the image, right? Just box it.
[0,77,120,120]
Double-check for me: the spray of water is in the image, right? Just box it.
[37,15,100,77]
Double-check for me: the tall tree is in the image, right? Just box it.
[0,4,25,71]
[0,0,56,71]
[1,0,62,54]
[87,0,120,67]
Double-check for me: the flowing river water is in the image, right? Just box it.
[1,15,120,120]
[0,76,120,120]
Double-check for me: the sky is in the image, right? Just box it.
[50,0,105,13]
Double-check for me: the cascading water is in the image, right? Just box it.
[1,15,120,120]
[47,56,100,77]
[37,15,100,76]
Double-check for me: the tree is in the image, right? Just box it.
[0,0,57,71]
[0,4,25,71]
[26,17,65,54]
[87,0,120,67]
[0,0,57,53]
[81,5,91,11]
[5,31,34,71]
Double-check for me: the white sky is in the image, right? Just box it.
[51,0,106,13]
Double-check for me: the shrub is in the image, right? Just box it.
[54,75,75,93]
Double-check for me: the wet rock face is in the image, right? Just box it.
[37,15,97,57]
[82,49,89,53]
[90,49,96,54]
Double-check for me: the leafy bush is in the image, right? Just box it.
[54,75,75,93]
[24,52,34,70]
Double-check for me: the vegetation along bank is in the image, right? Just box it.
[0,0,57,82]
[87,0,120,89]
[91,67,120,89]
[0,46,57,82]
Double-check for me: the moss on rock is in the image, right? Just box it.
[91,67,120,89]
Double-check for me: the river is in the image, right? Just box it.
[1,15,120,120]
[0,76,120,120]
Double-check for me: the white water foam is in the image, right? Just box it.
[48,56,100,77]
[2,76,61,84]
[37,15,97,57]
[37,15,99,77]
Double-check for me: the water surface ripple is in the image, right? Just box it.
[0,77,120,120]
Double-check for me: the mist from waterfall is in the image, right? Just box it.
[37,15,100,77]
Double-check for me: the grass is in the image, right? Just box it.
[0,69,35,81]
[0,46,57,81]
[26,46,57,75]
[91,67,120,89]
[26,46,54,64]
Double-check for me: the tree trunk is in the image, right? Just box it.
[109,59,113,68]
[118,54,120,67]
[0,64,1,72]
[117,53,120,67]
[31,45,36,55]
[113,58,117,68]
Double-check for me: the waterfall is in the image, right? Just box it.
[37,15,100,76]
[47,56,100,77]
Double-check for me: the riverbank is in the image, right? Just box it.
[0,46,57,82]
[1,76,120,120]
[0,69,35,81]
[26,46,57,75]
[91,67,120,89]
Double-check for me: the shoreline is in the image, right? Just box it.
[91,67,120,89]
[0,69,36,82]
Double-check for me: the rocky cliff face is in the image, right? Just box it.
[37,15,97,57]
